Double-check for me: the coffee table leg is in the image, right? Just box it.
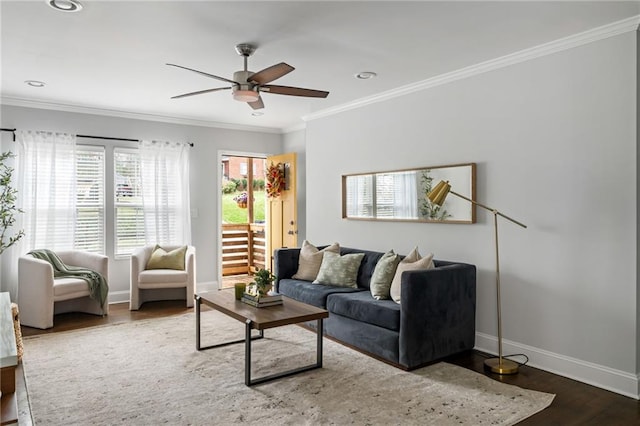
[245,319,252,386]
[195,295,201,350]
[317,318,323,368]
[246,320,324,386]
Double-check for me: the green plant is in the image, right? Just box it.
[253,268,275,295]
[221,180,237,194]
[420,170,451,221]
[0,151,24,255]
[253,178,265,191]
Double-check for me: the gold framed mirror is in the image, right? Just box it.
[342,163,476,223]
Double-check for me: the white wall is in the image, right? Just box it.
[306,32,638,397]
[0,105,283,301]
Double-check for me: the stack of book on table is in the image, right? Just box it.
[241,292,283,308]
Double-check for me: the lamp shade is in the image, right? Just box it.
[427,180,451,206]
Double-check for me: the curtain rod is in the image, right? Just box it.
[0,128,194,147]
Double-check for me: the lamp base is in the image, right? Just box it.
[484,357,519,375]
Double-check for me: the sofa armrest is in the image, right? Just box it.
[185,245,196,285]
[273,248,301,291]
[399,263,476,368]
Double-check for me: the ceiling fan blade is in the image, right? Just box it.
[166,63,238,85]
[248,96,265,110]
[170,87,231,99]
[261,85,329,98]
[249,63,294,85]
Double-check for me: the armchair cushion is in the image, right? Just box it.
[138,269,188,285]
[145,245,187,270]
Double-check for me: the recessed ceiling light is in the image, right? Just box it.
[355,71,377,80]
[47,0,83,12]
[25,80,46,88]
[251,112,264,117]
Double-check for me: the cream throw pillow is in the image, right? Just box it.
[146,245,187,270]
[390,247,434,304]
[369,250,401,300]
[313,251,365,288]
[292,240,340,281]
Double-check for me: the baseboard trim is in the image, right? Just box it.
[195,281,218,293]
[107,290,130,305]
[475,332,639,400]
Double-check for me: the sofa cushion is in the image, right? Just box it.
[313,252,364,288]
[369,250,401,300]
[292,241,340,281]
[327,291,401,331]
[278,278,363,308]
[390,248,434,303]
[339,247,385,289]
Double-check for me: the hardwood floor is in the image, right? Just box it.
[17,300,640,425]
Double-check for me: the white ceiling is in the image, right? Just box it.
[2,1,639,132]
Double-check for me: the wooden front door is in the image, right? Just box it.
[266,152,297,270]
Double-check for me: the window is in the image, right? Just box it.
[75,147,105,252]
[114,149,145,257]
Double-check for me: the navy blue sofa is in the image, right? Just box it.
[274,246,476,370]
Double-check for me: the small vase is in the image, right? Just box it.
[256,284,272,296]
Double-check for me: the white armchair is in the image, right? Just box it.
[18,250,109,329]
[130,245,196,310]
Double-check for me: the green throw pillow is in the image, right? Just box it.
[370,250,401,300]
[146,245,187,270]
[313,251,365,288]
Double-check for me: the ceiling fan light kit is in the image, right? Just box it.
[233,89,259,103]
[168,43,329,110]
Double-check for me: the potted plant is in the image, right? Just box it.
[233,191,248,208]
[0,151,24,255]
[253,268,275,296]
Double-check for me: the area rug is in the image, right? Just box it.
[22,310,554,425]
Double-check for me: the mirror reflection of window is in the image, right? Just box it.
[342,163,476,223]
[345,174,373,218]
[376,171,418,219]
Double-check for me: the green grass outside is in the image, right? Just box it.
[222,190,265,224]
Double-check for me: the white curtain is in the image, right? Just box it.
[16,130,77,250]
[393,171,418,219]
[139,139,191,245]
[2,130,76,300]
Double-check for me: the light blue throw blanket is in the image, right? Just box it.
[28,249,108,309]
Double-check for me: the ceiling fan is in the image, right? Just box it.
[167,43,329,110]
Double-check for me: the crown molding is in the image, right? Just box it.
[0,96,284,134]
[304,14,640,123]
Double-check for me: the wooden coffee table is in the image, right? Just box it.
[195,291,329,386]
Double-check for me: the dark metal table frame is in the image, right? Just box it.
[195,294,325,386]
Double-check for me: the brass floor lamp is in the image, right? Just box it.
[428,180,527,374]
